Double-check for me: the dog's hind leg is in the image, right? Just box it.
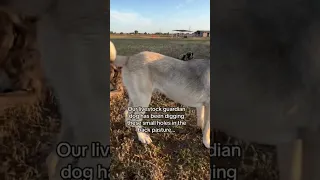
[196,105,205,129]
[203,103,210,148]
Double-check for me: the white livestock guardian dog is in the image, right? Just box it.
[212,0,320,179]
[110,41,210,148]
[5,1,110,180]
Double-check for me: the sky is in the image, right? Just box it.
[110,0,210,33]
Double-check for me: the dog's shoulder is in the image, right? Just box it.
[134,51,170,63]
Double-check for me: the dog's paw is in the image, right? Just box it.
[203,137,210,149]
[137,132,152,144]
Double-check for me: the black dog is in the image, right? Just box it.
[178,51,194,61]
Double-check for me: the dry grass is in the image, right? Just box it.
[0,91,60,180]
[0,37,278,180]
[110,39,210,179]
[110,92,210,179]
[110,39,278,180]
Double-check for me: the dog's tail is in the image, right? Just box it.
[110,41,117,62]
[110,41,129,67]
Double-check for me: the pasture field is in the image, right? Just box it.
[109,38,278,180]
[110,33,210,40]
[0,36,278,180]
[110,38,210,179]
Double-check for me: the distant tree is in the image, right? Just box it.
[144,32,147,35]
[134,30,138,34]
[120,32,123,34]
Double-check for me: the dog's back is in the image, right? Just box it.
[120,51,210,107]
[147,55,210,106]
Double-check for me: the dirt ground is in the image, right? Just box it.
[110,39,210,179]
[0,12,278,179]
[109,39,279,180]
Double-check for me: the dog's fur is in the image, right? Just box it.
[178,51,194,61]
[110,63,122,91]
[110,41,210,148]
[5,1,110,180]
[110,50,195,92]
[212,0,320,179]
